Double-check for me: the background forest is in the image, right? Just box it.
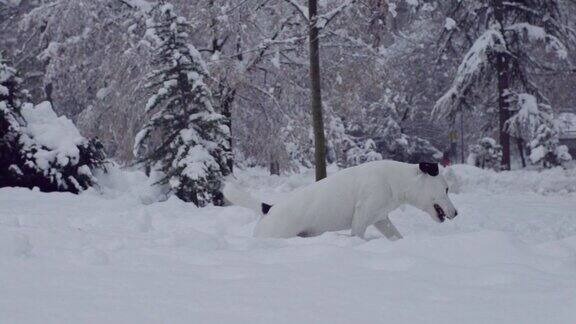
[2,0,576,201]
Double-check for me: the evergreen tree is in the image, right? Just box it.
[467,137,503,170]
[0,52,28,186]
[434,0,573,169]
[505,93,572,168]
[528,122,572,167]
[326,108,441,169]
[1,53,106,192]
[133,3,231,207]
[325,115,382,168]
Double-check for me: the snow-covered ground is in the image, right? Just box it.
[1,165,576,324]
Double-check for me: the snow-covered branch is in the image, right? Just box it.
[505,23,568,59]
[316,0,356,30]
[434,28,506,118]
[283,0,309,20]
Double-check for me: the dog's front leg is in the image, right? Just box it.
[351,217,370,238]
[374,217,403,241]
[351,200,379,239]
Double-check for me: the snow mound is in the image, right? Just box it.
[21,101,85,168]
[447,164,576,195]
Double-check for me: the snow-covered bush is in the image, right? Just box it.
[133,3,231,207]
[529,123,572,168]
[506,93,572,168]
[1,53,107,193]
[467,137,502,171]
[345,138,383,167]
[17,102,107,192]
[374,117,441,164]
[506,93,545,141]
[325,115,382,168]
[328,110,441,168]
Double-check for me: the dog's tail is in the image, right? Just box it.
[223,182,273,215]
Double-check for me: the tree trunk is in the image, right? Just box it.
[207,0,234,174]
[493,0,511,170]
[269,159,280,176]
[460,112,465,163]
[516,137,526,168]
[219,84,235,173]
[308,0,327,181]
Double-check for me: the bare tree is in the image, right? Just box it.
[308,0,327,181]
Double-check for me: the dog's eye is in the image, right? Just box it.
[446,188,449,194]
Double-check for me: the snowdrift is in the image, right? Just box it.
[447,164,576,195]
[1,164,575,323]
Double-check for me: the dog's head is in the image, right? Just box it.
[409,162,458,223]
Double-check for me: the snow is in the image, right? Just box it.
[21,101,84,150]
[434,27,505,116]
[506,23,568,59]
[123,0,152,12]
[174,143,218,183]
[444,17,456,30]
[159,3,174,14]
[446,164,576,196]
[555,145,572,163]
[1,165,576,323]
[558,112,576,139]
[20,101,85,169]
[0,84,8,96]
[530,145,546,164]
[96,87,110,100]
[0,0,22,6]
[132,128,150,157]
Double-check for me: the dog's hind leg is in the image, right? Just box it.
[374,217,403,241]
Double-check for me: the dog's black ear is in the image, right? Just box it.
[419,162,439,177]
[262,203,273,215]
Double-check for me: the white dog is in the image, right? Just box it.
[224,161,458,240]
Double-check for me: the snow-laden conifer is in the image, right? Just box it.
[506,93,572,168]
[1,54,106,192]
[133,2,231,206]
[467,137,503,171]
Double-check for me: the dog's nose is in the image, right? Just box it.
[454,210,458,217]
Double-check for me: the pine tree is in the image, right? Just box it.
[434,0,573,170]
[326,108,441,169]
[468,137,503,170]
[1,53,107,192]
[0,52,28,186]
[133,3,231,207]
[0,53,26,133]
